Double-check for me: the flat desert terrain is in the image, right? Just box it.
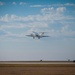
[0,61,75,75]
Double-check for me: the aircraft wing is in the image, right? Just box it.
[26,35,35,39]
[42,35,50,37]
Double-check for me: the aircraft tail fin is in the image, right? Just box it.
[40,32,45,36]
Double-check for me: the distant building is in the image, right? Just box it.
[40,60,42,61]
[73,60,75,62]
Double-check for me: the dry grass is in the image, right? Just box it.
[0,64,75,75]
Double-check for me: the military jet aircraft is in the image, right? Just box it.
[26,31,49,39]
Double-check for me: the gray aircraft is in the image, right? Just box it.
[26,31,49,39]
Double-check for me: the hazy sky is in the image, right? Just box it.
[0,0,75,61]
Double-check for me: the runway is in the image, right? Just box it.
[0,61,75,64]
[0,61,75,75]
